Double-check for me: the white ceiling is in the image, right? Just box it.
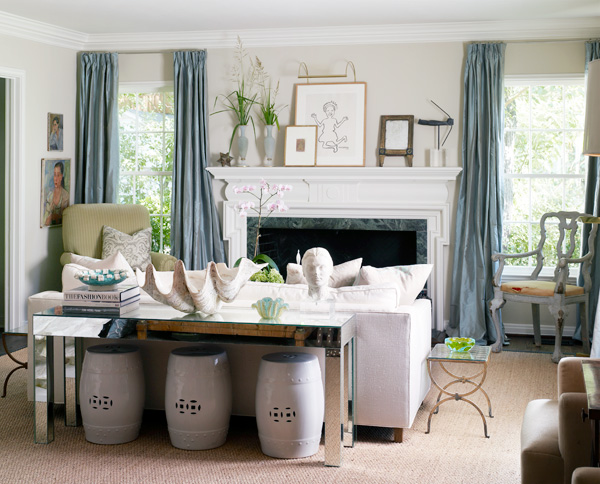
[0,0,599,35]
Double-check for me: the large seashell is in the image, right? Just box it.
[138,258,266,314]
[252,297,289,320]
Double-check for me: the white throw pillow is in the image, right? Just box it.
[102,225,152,271]
[63,251,137,292]
[286,258,362,288]
[356,264,433,306]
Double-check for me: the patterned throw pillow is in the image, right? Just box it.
[356,264,433,306]
[102,225,152,271]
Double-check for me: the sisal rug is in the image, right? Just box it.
[0,348,557,484]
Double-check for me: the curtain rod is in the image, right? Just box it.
[476,38,598,45]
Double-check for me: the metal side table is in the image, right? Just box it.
[426,343,493,438]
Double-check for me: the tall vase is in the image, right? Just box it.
[237,125,249,166]
[264,125,276,167]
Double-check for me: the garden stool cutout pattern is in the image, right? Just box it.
[256,352,324,458]
[79,344,145,444]
[165,345,232,450]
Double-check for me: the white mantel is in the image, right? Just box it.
[207,166,462,331]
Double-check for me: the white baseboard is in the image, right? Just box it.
[503,322,575,338]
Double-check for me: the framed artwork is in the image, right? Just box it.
[378,115,414,167]
[284,126,318,166]
[41,158,70,227]
[294,82,366,167]
[47,112,63,151]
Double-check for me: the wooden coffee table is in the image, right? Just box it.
[426,343,493,438]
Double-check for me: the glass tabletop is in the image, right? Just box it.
[3,323,28,335]
[428,343,491,362]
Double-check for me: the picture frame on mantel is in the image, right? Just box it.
[294,82,366,167]
[378,115,414,167]
[284,125,317,166]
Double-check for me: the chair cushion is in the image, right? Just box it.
[501,280,584,297]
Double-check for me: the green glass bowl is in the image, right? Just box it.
[445,337,475,353]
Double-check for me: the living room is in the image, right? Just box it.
[1,1,600,483]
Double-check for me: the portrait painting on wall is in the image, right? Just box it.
[41,158,70,227]
[47,113,63,151]
[294,82,366,167]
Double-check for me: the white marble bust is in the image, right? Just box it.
[302,247,334,300]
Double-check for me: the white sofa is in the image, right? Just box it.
[27,280,432,441]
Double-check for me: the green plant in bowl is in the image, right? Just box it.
[445,337,475,353]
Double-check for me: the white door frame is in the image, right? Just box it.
[1,67,25,331]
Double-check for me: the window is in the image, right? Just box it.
[502,76,586,271]
[118,86,174,254]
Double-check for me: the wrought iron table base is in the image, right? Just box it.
[1,332,28,398]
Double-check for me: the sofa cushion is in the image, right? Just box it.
[286,258,362,287]
[356,264,433,306]
[102,225,152,271]
[62,251,137,291]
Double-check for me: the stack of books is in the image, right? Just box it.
[63,284,141,316]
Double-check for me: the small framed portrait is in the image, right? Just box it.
[294,82,366,167]
[41,158,70,227]
[377,115,415,167]
[284,126,318,167]
[47,113,63,151]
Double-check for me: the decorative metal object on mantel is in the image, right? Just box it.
[378,115,415,167]
[297,61,357,83]
[417,100,454,167]
[217,152,233,167]
[138,258,267,314]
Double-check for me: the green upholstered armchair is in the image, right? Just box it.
[59,203,177,272]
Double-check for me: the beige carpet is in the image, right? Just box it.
[0,348,557,484]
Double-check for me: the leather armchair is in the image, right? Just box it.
[521,357,594,484]
[60,203,177,271]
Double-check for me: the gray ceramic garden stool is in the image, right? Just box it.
[79,344,145,445]
[255,352,324,459]
[165,345,232,450]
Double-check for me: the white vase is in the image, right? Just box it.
[264,125,276,166]
[237,125,249,166]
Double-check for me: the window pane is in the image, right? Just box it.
[504,131,529,174]
[120,133,137,171]
[162,176,172,214]
[505,86,529,129]
[531,85,562,130]
[503,223,530,266]
[164,92,175,131]
[138,133,163,171]
[531,131,562,174]
[531,178,563,220]
[565,131,585,174]
[136,175,161,214]
[138,93,165,131]
[162,217,172,254]
[118,175,134,204]
[165,133,174,171]
[565,178,586,212]
[565,85,585,129]
[503,178,530,222]
[118,93,137,132]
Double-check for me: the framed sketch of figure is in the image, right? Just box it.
[41,158,70,227]
[294,82,366,167]
[47,113,63,151]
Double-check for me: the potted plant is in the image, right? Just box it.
[213,37,258,164]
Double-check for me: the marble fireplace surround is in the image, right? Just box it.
[207,166,462,331]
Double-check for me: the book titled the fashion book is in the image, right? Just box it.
[64,284,140,303]
[62,299,140,316]
[63,294,140,308]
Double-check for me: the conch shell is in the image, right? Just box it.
[138,258,266,314]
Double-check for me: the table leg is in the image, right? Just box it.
[1,333,28,398]
[343,338,355,448]
[64,337,82,427]
[324,347,343,467]
[34,335,54,444]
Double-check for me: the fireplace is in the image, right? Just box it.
[207,166,462,331]
[247,217,427,281]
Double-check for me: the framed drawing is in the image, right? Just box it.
[41,158,70,227]
[378,115,414,167]
[47,113,63,151]
[294,82,366,167]
[284,126,318,166]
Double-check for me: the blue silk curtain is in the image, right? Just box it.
[171,51,225,269]
[75,53,120,203]
[448,43,506,344]
[576,40,600,342]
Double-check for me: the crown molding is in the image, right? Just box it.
[1,10,599,51]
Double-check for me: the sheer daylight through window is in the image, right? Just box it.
[118,89,174,254]
[502,77,587,268]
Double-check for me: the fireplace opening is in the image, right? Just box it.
[246,217,427,281]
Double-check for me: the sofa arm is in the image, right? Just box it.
[558,357,587,396]
[558,392,592,482]
[572,468,600,484]
[150,252,177,272]
[60,252,72,266]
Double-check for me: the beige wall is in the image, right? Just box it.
[0,34,77,321]
[0,34,590,331]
